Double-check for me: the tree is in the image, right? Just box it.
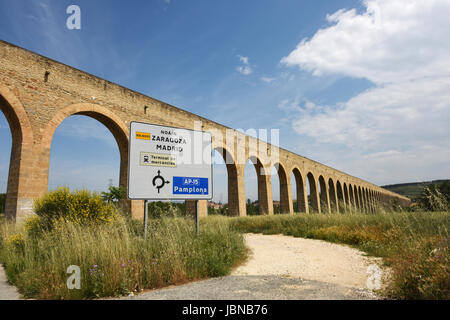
[414,183,449,211]
[101,186,126,203]
[246,199,259,215]
[438,181,450,202]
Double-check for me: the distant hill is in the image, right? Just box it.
[381,180,450,199]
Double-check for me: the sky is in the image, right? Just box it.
[1,0,449,203]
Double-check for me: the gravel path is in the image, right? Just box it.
[123,234,383,300]
[0,264,20,300]
[0,234,383,300]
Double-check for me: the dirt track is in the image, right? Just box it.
[124,234,383,300]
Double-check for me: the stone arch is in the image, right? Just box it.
[0,84,34,220]
[369,189,376,213]
[328,178,337,213]
[307,172,319,213]
[348,183,355,212]
[38,103,142,217]
[336,180,345,213]
[363,187,369,213]
[214,147,242,216]
[367,189,372,213]
[41,103,129,184]
[354,185,360,211]
[292,167,307,213]
[272,162,290,214]
[376,191,380,209]
[246,155,272,215]
[318,175,329,213]
[358,186,364,212]
[373,191,376,209]
[343,183,350,213]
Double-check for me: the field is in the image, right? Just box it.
[0,196,448,300]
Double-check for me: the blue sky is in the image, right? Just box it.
[1,0,449,202]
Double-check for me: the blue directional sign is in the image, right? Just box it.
[173,176,209,195]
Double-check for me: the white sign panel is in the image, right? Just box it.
[128,121,213,200]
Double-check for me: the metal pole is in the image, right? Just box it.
[144,200,148,240]
[195,200,199,235]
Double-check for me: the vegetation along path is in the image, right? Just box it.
[122,233,382,300]
[0,264,20,300]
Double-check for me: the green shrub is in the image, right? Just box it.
[5,233,25,252]
[101,186,126,204]
[33,187,119,230]
[147,201,184,219]
[24,215,42,238]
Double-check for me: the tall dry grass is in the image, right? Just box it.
[0,216,246,299]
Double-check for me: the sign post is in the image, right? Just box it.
[195,200,199,235]
[144,200,148,240]
[127,121,213,236]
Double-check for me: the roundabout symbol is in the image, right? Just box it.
[152,170,170,194]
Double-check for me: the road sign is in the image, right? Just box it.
[128,121,213,200]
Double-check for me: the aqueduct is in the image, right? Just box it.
[0,41,410,222]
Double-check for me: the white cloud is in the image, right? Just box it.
[277,96,303,113]
[261,76,275,83]
[281,0,450,184]
[292,77,450,148]
[237,55,253,75]
[281,0,450,85]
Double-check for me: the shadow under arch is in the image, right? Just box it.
[214,147,240,216]
[246,155,271,215]
[363,187,369,213]
[306,172,319,213]
[272,162,290,214]
[367,188,373,213]
[358,186,364,212]
[292,167,307,213]
[0,85,34,220]
[343,183,350,213]
[354,185,360,211]
[328,178,337,212]
[318,175,328,213]
[348,183,355,212]
[336,180,345,213]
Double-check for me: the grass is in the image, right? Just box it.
[1,205,448,300]
[0,216,247,299]
[209,210,449,299]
